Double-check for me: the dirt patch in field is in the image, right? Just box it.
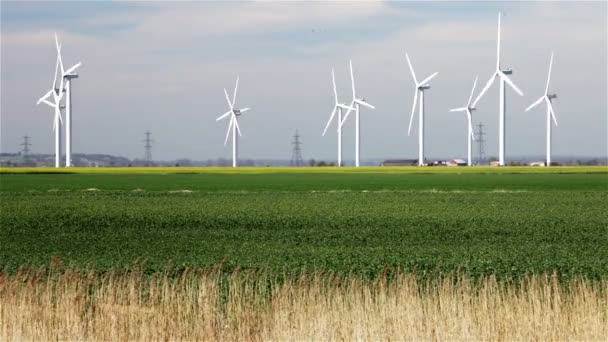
[168,189,193,193]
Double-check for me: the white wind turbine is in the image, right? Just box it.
[405,52,438,166]
[339,60,375,167]
[322,68,353,167]
[450,76,478,166]
[55,33,82,168]
[472,12,524,166]
[216,76,251,167]
[37,51,65,168]
[525,52,558,166]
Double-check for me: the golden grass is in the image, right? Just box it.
[1,268,606,341]
[1,165,607,174]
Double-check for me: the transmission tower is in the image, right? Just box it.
[290,130,304,167]
[20,134,31,157]
[143,131,153,166]
[475,123,486,165]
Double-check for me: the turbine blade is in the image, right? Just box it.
[223,88,233,110]
[55,33,65,75]
[339,101,355,128]
[37,89,54,105]
[40,99,55,107]
[472,73,497,108]
[525,96,544,112]
[55,105,63,125]
[349,60,356,98]
[332,68,338,104]
[53,52,60,91]
[496,12,501,70]
[408,89,418,136]
[217,110,232,121]
[240,108,251,113]
[467,109,475,141]
[224,116,233,145]
[547,99,558,126]
[450,107,467,112]
[419,72,438,86]
[356,99,375,109]
[64,62,81,75]
[405,52,417,84]
[233,116,242,137]
[467,75,478,106]
[545,52,553,95]
[232,75,239,106]
[323,106,337,136]
[500,72,523,96]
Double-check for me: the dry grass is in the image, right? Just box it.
[1,268,606,341]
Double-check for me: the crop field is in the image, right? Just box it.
[1,167,607,278]
[1,166,607,339]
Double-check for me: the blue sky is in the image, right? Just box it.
[1,1,606,161]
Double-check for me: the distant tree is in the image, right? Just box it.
[317,161,327,167]
[309,159,316,167]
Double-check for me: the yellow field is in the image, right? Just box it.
[1,165,607,174]
[1,269,606,341]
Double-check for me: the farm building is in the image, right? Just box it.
[447,159,467,166]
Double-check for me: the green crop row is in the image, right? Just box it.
[2,185,606,280]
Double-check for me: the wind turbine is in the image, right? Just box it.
[450,76,478,166]
[322,68,353,167]
[37,51,65,168]
[405,52,438,166]
[472,12,524,166]
[55,33,82,168]
[525,52,558,166]
[339,60,375,167]
[216,76,251,167]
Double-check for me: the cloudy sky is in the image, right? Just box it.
[1,1,606,162]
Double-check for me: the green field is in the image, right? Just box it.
[1,167,607,279]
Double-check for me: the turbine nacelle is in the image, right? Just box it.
[525,53,558,127]
[405,52,439,136]
[501,69,513,75]
[338,60,374,129]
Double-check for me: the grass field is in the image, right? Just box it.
[1,167,606,278]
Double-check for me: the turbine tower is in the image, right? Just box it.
[216,76,251,168]
[322,68,352,167]
[450,76,478,166]
[37,49,65,168]
[525,52,558,166]
[339,60,375,167]
[55,33,82,168]
[472,12,524,166]
[405,52,438,166]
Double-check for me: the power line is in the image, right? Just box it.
[143,131,153,166]
[475,123,486,164]
[20,134,31,157]
[290,129,304,167]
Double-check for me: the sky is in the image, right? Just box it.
[1,1,606,162]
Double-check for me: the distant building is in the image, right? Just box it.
[529,161,546,167]
[380,159,418,166]
[447,159,467,166]
[430,160,448,166]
